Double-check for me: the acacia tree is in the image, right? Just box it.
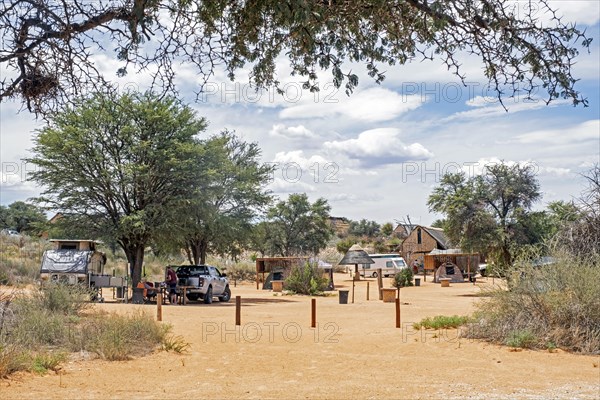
[0,201,47,233]
[27,91,207,287]
[176,131,273,264]
[428,162,541,269]
[0,0,591,115]
[263,193,332,257]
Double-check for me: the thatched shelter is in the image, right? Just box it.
[338,244,374,280]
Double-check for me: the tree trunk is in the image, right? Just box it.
[123,243,145,288]
[189,238,208,265]
[199,239,208,264]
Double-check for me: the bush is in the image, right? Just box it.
[392,268,413,289]
[0,285,179,378]
[413,315,471,330]
[505,329,537,349]
[82,310,170,361]
[285,263,328,295]
[466,254,600,354]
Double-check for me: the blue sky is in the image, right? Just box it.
[1,1,599,226]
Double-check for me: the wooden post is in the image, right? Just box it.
[395,297,400,328]
[351,279,355,304]
[366,281,370,301]
[377,269,383,300]
[156,288,162,322]
[235,295,241,326]
[311,298,316,328]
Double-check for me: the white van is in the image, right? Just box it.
[360,254,408,278]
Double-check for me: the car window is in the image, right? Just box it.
[214,267,222,277]
[386,261,393,268]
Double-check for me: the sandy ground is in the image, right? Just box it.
[1,273,599,399]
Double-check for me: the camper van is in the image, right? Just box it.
[360,253,408,278]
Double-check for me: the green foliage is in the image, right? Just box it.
[348,219,380,238]
[263,194,332,257]
[284,263,328,296]
[162,334,191,354]
[27,91,207,287]
[381,222,394,237]
[413,315,471,330]
[505,330,537,349]
[3,1,591,114]
[392,268,414,289]
[30,351,67,374]
[428,162,541,269]
[336,236,358,254]
[0,201,47,234]
[171,131,273,264]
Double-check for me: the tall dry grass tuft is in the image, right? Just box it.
[82,310,170,361]
[466,253,600,353]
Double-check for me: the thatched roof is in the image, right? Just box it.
[338,244,375,265]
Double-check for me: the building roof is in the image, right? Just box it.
[421,226,451,249]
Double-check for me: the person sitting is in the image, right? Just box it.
[137,280,157,303]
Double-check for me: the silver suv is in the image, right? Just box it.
[173,265,231,304]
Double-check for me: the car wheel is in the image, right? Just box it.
[203,286,213,304]
[219,286,231,302]
[371,272,378,278]
[187,294,200,302]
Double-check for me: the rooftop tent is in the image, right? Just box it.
[40,249,93,274]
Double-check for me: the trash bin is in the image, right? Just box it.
[414,278,421,287]
[338,290,349,304]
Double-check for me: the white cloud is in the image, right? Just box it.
[514,120,600,145]
[279,87,424,122]
[445,96,571,121]
[269,124,317,140]
[268,178,316,194]
[272,150,330,170]
[324,128,434,167]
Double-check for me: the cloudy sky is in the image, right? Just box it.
[1,2,599,226]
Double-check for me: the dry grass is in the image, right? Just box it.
[466,254,600,354]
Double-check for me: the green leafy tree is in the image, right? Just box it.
[348,219,380,238]
[27,91,206,287]
[381,222,394,237]
[265,194,332,257]
[1,1,591,114]
[428,162,541,270]
[175,132,273,264]
[0,201,47,234]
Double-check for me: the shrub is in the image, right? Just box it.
[505,330,537,348]
[465,253,600,354]
[413,315,471,330]
[392,268,413,289]
[0,344,28,378]
[285,262,328,295]
[30,351,67,374]
[30,283,93,315]
[83,310,170,361]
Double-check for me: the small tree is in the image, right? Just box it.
[392,269,414,289]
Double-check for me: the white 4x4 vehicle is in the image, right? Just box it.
[172,265,231,304]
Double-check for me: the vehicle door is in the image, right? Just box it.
[385,260,395,276]
[208,266,224,294]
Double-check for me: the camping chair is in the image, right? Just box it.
[137,281,158,303]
